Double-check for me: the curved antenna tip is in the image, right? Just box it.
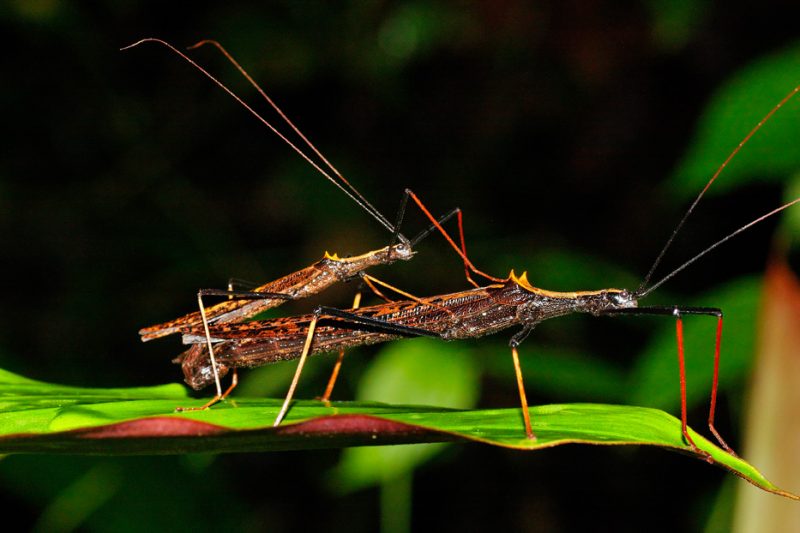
[120,37,165,52]
[186,39,220,51]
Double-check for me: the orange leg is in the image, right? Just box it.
[675,318,698,450]
[707,316,736,455]
[511,346,535,440]
[319,291,363,403]
[319,351,345,404]
[406,189,503,287]
[177,369,239,412]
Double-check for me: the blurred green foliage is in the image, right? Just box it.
[671,44,800,198]
[2,0,800,531]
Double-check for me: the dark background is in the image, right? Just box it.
[1,1,799,531]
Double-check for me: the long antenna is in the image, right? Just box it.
[637,83,800,294]
[637,197,800,297]
[121,38,400,237]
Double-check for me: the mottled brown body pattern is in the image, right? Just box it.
[139,245,412,341]
[177,274,635,390]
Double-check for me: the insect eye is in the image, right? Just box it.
[609,291,629,305]
[394,242,414,257]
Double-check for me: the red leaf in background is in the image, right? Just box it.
[735,259,800,525]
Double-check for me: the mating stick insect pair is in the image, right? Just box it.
[128,38,800,455]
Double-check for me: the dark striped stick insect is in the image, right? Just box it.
[126,38,460,408]
[178,84,800,454]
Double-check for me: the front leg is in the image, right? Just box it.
[600,305,733,458]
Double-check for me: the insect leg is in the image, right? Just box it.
[509,327,536,440]
[319,267,458,403]
[601,305,730,456]
[199,288,298,300]
[673,312,699,452]
[707,314,733,454]
[316,306,441,337]
[389,188,411,247]
[405,189,504,287]
[409,207,461,248]
[274,305,443,426]
[360,274,395,303]
[213,276,241,403]
[177,368,239,412]
[319,289,364,403]
[224,281,255,399]
[386,186,460,248]
[274,310,321,426]
[196,288,297,407]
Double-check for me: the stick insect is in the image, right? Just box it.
[126,38,460,407]
[177,79,800,453]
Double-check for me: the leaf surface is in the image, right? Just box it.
[0,367,795,499]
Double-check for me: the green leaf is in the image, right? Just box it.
[671,42,800,198]
[0,366,796,500]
